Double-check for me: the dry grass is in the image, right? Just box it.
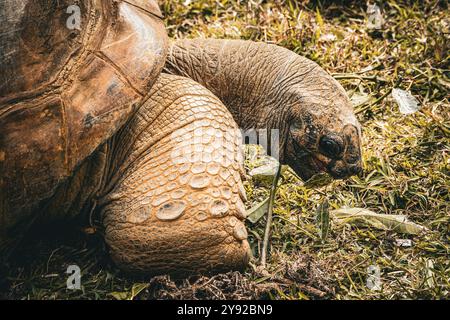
[1,0,448,300]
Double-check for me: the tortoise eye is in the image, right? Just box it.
[319,136,342,158]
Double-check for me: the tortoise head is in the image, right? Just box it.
[282,75,363,181]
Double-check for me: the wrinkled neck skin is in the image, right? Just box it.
[165,39,359,162]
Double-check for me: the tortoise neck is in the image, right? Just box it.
[164,39,325,155]
[165,39,295,129]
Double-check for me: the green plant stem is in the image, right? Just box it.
[260,163,282,268]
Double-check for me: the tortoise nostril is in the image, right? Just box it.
[346,155,360,164]
[350,164,363,175]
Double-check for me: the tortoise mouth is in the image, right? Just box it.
[288,138,325,180]
[289,135,358,181]
[288,156,322,181]
[311,156,327,172]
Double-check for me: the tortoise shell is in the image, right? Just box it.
[0,0,168,224]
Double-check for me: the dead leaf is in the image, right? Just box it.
[392,88,421,114]
[331,207,427,235]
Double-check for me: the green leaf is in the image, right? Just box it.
[130,283,149,300]
[249,162,279,183]
[331,208,428,235]
[316,201,330,241]
[304,172,334,188]
[110,291,129,300]
[316,8,324,27]
[350,92,372,107]
[315,8,323,40]
[246,197,269,224]
[110,283,149,300]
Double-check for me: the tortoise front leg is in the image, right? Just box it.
[100,74,250,276]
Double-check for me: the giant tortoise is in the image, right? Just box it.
[0,0,362,275]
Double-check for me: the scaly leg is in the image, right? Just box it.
[100,74,250,276]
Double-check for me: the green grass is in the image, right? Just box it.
[1,0,448,299]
